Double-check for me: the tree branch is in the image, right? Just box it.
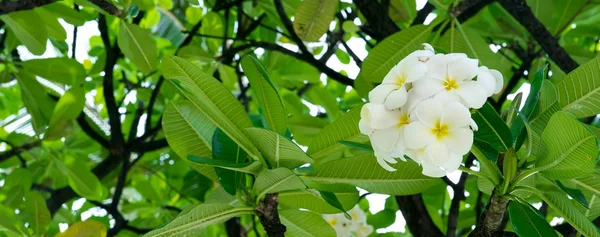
[497,0,579,73]
[77,112,110,148]
[352,0,400,40]
[273,0,309,54]
[0,140,41,163]
[257,193,286,237]
[0,0,56,15]
[412,2,434,26]
[396,194,444,237]
[89,0,123,17]
[469,192,510,237]
[448,156,475,237]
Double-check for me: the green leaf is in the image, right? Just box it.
[530,80,561,133]
[36,8,67,41]
[23,192,52,236]
[0,205,28,236]
[288,115,329,146]
[304,154,436,195]
[279,186,358,214]
[511,65,547,149]
[162,56,261,161]
[143,204,254,236]
[56,220,107,237]
[524,187,600,237]
[245,128,313,169]
[162,100,218,180]
[241,55,287,135]
[508,202,558,237]
[187,156,263,175]
[53,157,103,200]
[338,140,373,151]
[46,87,86,140]
[293,0,338,42]
[20,57,87,85]
[43,3,86,26]
[212,128,247,195]
[556,57,600,118]
[253,167,306,201]
[307,106,369,162]
[279,209,337,237]
[118,21,158,74]
[304,85,342,121]
[336,49,351,64]
[360,25,430,83]
[15,71,55,134]
[536,112,597,179]
[556,181,589,208]
[319,191,351,218]
[570,171,600,196]
[0,10,47,55]
[471,102,513,152]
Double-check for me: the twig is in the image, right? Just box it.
[0,0,56,15]
[273,0,309,54]
[412,2,434,26]
[341,40,363,67]
[0,140,41,163]
[352,0,400,40]
[89,0,123,17]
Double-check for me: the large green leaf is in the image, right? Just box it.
[143,203,254,236]
[555,57,600,118]
[245,128,312,169]
[241,56,287,135]
[530,80,561,133]
[253,167,306,201]
[511,65,547,148]
[304,85,341,121]
[187,156,263,175]
[53,157,103,201]
[162,56,261,161]
[118,21,158,74]
[0,205,28,236]
[162,100,218,180]
[360,25,431,83]
[212,128,247,195]
[471,102,513,152]
[15,71,55,134]
[46,86,86,140]
[570,171,600,196]
[508,202,557,237]
[279,187,358,214]
[0,10,47,55]
[36,8,67,41]
[304,154,436,195]
[524,187,600,237]
[293,0,339,42]
[279,209,337,237]
[307,106,369,162]
[20,57,87,85]
[43,3,86,26]
[536,112,597,179]
[23,192,52,236]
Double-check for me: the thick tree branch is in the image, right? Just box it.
[396,194,444,237]
[497,0,579,73]
[0,0,56,15]
[257,194,286,237]
[0,140,41,163]
[131,138,168,153]
[77,113,110,148]
[469,193,510,237]
[353,0,400,40]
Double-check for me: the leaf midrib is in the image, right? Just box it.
[519,204,544,237]
[121,22,153,71]
[303,0,326,40]
[475,109,509,150]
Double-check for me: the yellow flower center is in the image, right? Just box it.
[396,74,407,88]
[329,218,337,226]
[443,78,459,91]
[431,121,449,140]
[397,113,410,128]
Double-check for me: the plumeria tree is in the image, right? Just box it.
[1,0,600,237]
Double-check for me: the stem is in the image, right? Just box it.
[256,193,286,237]
[469,192,510,237]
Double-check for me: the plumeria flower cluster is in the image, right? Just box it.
[323,206,374,237]
[360,43,503,177]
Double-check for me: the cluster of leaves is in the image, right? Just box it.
[0,0,600,236]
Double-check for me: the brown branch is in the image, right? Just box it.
[353,0,400,40]
[257,194,286,237]
[497,0,579,73]
[396,194,444,237]
[448,156,476,237]
[77,113,110,148]
[0,0,56,15]
[89,0,123,17]
[469,193,510,237]
[0,140,41,163]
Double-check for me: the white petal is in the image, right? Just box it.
[384,88,408,109]
[477,66,497,96]
[371,128,401,152]
[448,58,478,81]
[405,62,427,83]
[391,128,407,159]
[445,127,474,155]
[382,64,404,85]
[404,122,436,149]
[422,43,435,53]
[362,103,401,129]
[359,119,373,135]
[424,54,449,80]
[432,89,460,105]
[403,90,423,115]
[490,69,504,94]
[374,149,397,171]
[457,81,488,109]
[420,156,446,177]
[405,148,424,164]
[440,152,463,173]
[413,78,444,98]
[441,102,471,129]
[415,98,443,128]
[369,84,397,104]
[469,118,478,131]
[425,142,449,166]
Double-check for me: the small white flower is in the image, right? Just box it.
[413,53,489,109]
[369,47,434,110]
[323,214,352,236]
[324,206,374,237]
[477,66,504,97]
[404,99,474,177]
[359,103,412,171]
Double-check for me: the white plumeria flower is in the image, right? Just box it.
[323,214,352,236]
[404,99,474,177]
[477,66,504,97]
[324,206,374,237]
[359,103,412,171]
[368,45,434,110]
[413,53,489,109]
